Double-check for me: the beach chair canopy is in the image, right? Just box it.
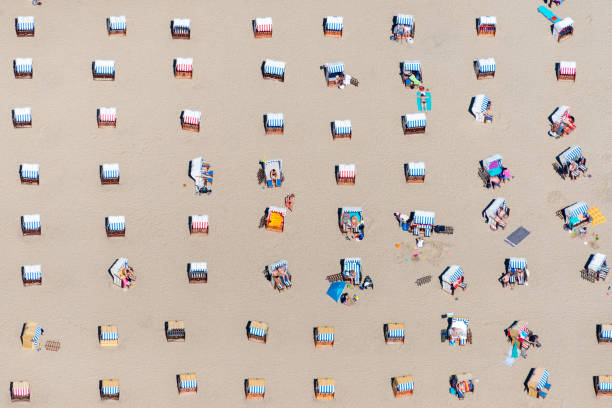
[107,216,125,231]
[267,206,287,217]
[102,163,120,179]
[189,262,207,272]
[343,257,361,282]
[266,113,284,127]
[179,373,197,389]
[564,201,588,220]
[21,163,39,179]
[394,376,414,392]
[247,378,266,394]
[175,57,193,72]
[317,378,335,393]
[407,162,425,176]
[17,16,35,31]
[22,214,40,230]
[263,59,286,76]
[559,61,576,75]
[471,94,490,116]
[325,16,343,31]
[173,18,190,30]
[598,376,612,391]
[442,265,464,284]
[479,16,496,26]
[11,381,29,397]
[316,326,334,342]
[191,215,209,229]
[557,145,582,166]
[508,257,527,270]
[402,113,426,129]
[327,281,345,302]
[477,58,495,73]
[13,107,31,123]
[183,109,201,125]
[553,17,573,34]
[588,253,607,272]
[94,60,115,75]
[485,198,506,219]
[482,154,502,173]
[602,324,612,339]
[23,264,42,281]
[108,16,126,30]
[338,163,355,178]
[341,207,362,219]
[450,317,470,336]
[268,259,287,274]
[110,257,129,276]
[325,62,344,76]
[551,106,570,124]
[249,320,268,337]
[254,17,273,32]
[189,156,204,183]
[333,120,352,134]
[395,14,414,26]
[101,379,120,395]
[402,60,421,72]
[14,58,33,73]
[387,322,406,338]
[99,107,117,122]
[100,325,118,340]
[412,210,435,226]
[535,369,550,390]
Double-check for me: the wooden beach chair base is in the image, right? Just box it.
[477,29,495,37]
[324,30,342,37]
[20,177,39,185]
[178,387,197,394]
[190,228,209,235]
[264,127,284,135]
[597,336,612,344]
[175,71,193,79]
[16,30,35,37]
[101,177,119,185]
[394,390,414,398]
[14,72,33,79]
[181,123,200,132]
[385,337,405,344]
[93,74,115,81]
[263,74,284,82]
[166,335,185,342]
[336,177,355,185]
[23,279,42,286]
[13,121,32,128]
[247,334,266,343]
[557,74,576,81]
[22,229,41,236]
[11,395,30,402]
[265,224,284,232]
[333,133,351,140]
[98,120,116,128]
[106,230,125,237]
[315,393,334,400]
[100,392,119,400]
[403,127,425,134]
[476,72,495,79]
[254,31,272,38]
[188,276,207,284]
[246,392,265,400]
[108,29,127,36]
[406,176,425,183]
[315,340,334,348]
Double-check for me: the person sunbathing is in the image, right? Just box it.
[285,194,295,211]
[269,169,278,186]
[494,215,506,229]
[344,269,357,282]
[489,175,501,189]
[568,162,579,179]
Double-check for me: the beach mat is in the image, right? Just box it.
[588,206,607,226]
[537,5,560,23]
[417,92,431,111]
[505,227,530,247]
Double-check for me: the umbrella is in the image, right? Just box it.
[327,281,346,302]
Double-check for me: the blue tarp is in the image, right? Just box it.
[327,281,346,302]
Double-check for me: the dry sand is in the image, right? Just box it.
[1,0,611,406]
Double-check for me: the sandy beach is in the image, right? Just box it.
[1,0,611,406]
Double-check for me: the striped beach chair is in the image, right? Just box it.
[264,113,284,134]
[21,322,42,350]
[268,260,291,291]
[172,19,190,39]
[451,373,474,399]
[596,375,612,396]
[16,16,34,37]
[100,379,120,400]
[598,324,612,343]
[527,368,550,398]
[264,160,283,187]
[265,207,286,232]
[97,107,117,128]
[174,58,193,79]
[402,60,422,87]
[393,14,414,41]
[13,107,32,128]
[384,323,406,344]
[22,264,42,286]
[253,17,272,38]
[177,373,198,394]
[262,60,285,82]
[20,163,39,184]
[447,317,471,346]
[332,120,352,139]
[324,16,343,37]
[477,16,496,36]
[93,60,115,80]
[10,381,30,402]
[314,326,334,347]
[476,58,495,79]
[553,18,573,42]
[402,113,426,134]
[188,262,207,283]
[106,216,125,237]
[107,16,127,35]
[342,258,362,285]
[100,163,120,184]
[586,253,608,282]
[247,320,268,343]
[190,215,209,234]
[470,94,491,122]
[557,145,583,177]
[166,320,186,342]
[336,164,355,185]
[410,210,434,236]
[392,376,414,397]
[506,257,528,285]
[245,378,266,399]
[99,325,119,347]
[314,378,335,399]
[559,201,589,228]
[441,265,466,294]
[181,110,201,132]
[405,162,425,183]
[323,62,344,86]
[339,207,363,234]
[14,58,33,78]
[22,214,41,236]
[557,61,576,81]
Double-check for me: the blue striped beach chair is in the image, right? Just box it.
[559,201,589,229]
[262,60,285,82]
[253,17,272,38]
[447,317,471,346]
[586,253,608,281]
[13,107,32,128]
[410,210,434,236]
[324,62,344,86]
[100,163,120,184]
[264,113,284,134]
[392,14,414,41]
[99,325,119,347]
[166,320,185,342]
[21,214,41,236]
[596,375,612,396]
[245,378,266,399]
[392,376,414,397]
[247,321,268,343]
[188,262,207,283]
[177,373,197,394]
[21,322,42,350]
[402,113,426,134]
[172,19,190,39]
[470,94,492,123]
[598,324,612,343]
[314,326,334,347]
[100,379,120,400]
[527,368,550,398]
[16,17,34,37]
[342,258,362,285]
[441,265,465,294]
[402,60,422,87]
[93,60,115,80]
[268,260,290,291]
[315,378,335,399]
[477,16,496,37]
[476,58,495,79]
[385,323,406,344]
[332,120,351,139]
[506,258,527,286]
[405,162,425,183]
[22,264,42,286]
[14,58,33,78]
[107,16,126,35]
[106,216,125,237]
[324,16,343,37]
[20,163,39,184]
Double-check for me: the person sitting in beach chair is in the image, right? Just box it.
[272,265,291,291]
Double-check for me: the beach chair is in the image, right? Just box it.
[324,16,343,37]
[342,258,362,285]
[105,216,125,237]
[584,253,608,282]
[262,60,285,82]
[596,376,612,396]
[253,17,272,38]
[268,260,291,291]
[475,58,495,79]
[480,154,507,187]
[332,120,352,139]
[409,210,435,236]
[557,61,576,81]
[339,207,363,235]
[20,163,39,184]
[451,373,474,399]
[526,368,551,398]
[470,94,492,123]
[392,376,414,397]
[336,164,355,185]
[447,317,472,346]
[188,262,207,283]
[245,378,266,399]
[247,320,268,343]
[181,110,201,132]
[477,16,496,37]
[174,58,193,79]
[16,17,34,37]
[99,325,119,347]
[109,258,135,289]
[166,320,186,342]
[265,207,286,232]
[405,162,425,183]
[550,106,574,137]
[107,16,127,36]
[558,201,589,229]
[392,14,415,41]
[314,326,334,347]
[553,18,573,42]
[10,381,30,402]
[172,19,190,39]
[401,60,422,88]
[441,265,466,294]
[402,113,426,134]
[189,215,209,234]
[556,145,584,178]
[323,62,345,86]
[14,58,33,78]
[12,107,32,128]
[97,108,117,128]
[263,160,283,187]
[177,373,198,394]
[100,379,120,400]
[314,378,335,399]
[100,163,120,184]
[484,198,509,230]
[93,60,115,80]
[503,258,528,287]
[384,323,406,344]
[598,324,612,343]
[22,264,42,286]
[21,322,42,350]
[22,214,41,236]
[264,113,284,134]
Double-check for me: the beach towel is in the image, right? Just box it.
[537,5,560,23]
[505,227,530,247]
[417,92,431,111]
